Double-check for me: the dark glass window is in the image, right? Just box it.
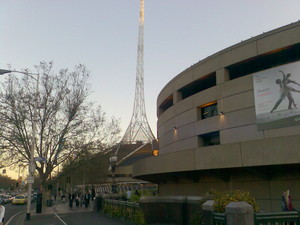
[158,94,173,116]
[179,72,216,100]
[228,43,300,80]
[200,102,218,119]
[198,131,220,146]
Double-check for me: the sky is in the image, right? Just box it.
[1,0,300,178]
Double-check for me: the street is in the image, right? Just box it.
[8,212,126,225]
[4,200,126,225]
[3,203,28,224]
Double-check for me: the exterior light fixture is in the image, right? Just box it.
[109,155,118,193]
[152,149,159,156]
[173,126,177,130]
[219,112,224,116]
[151,139,159,156]
[109,155,118,163]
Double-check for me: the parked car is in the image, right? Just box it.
[12,195,27,205]
[2,195,12,204]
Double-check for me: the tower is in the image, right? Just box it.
[121,0,155,144]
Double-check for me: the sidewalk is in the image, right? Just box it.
[17,200,127,225]
[31,199,94,215]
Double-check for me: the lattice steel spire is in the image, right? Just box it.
[121,0,155,144]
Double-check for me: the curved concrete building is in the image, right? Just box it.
[133,21,300,211]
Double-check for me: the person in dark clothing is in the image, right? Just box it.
[92,188,95,200]
[68,193,75,208]
[84,191,91,208]
[75,193,80,207]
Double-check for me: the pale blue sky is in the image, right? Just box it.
[1,0,300,138]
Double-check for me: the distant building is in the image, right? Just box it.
[133,21,300,211]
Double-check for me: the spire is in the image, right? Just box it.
[121,0,155,144]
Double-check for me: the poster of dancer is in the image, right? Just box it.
[253,61,300,130]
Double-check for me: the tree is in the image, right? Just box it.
[0,61,120,190]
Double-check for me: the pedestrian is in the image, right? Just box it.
[75,194,80,207]
[92,188,95,200]
[81,195,84,207]
[0,201,5,225]
[68,192,74,208]
[84,191,90,208]
[62,193,66,204]
[126,188,132,200]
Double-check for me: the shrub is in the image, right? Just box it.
[190,211,203,225]
[103,201,146,224]
[213,190,259,212]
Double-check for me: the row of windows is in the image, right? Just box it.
[199,102,220,146]
[228,43,300,80]
[160,44,300,148]
[158,43,300,117]
[179,101,220,147]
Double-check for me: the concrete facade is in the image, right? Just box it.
[133,21,300,212]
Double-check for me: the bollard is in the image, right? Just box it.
[202,200,215,225]
[225,201,254,225]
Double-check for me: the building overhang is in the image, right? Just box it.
[133,134,300,182]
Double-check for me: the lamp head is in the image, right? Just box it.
[0,69,12,75]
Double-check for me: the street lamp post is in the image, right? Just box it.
[109,155,118,193]
[0,69,40,220]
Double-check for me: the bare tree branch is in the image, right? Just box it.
[0,62,121,188]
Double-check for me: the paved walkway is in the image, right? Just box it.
[32,199,94,215]
[9,200,126,225]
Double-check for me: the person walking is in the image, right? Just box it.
[75,193,80,207]
[0,202,5,225]
[84,191,90,208]
[69,192,74,208]
[126,188,132,201]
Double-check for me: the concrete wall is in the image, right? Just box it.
[133,21,300,213]
[155,170,300,212]
[156,22,300,156]
[133,135,300,176]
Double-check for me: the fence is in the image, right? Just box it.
[102,198,300,225]
[254,211,300,225]
[213,212,227,225]
[103,199,145,224]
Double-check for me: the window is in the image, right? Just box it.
[200,101,218,119]
[158,94,173,116]
[227,43,300,80]
[198,131,220,146]
[179,72,216,100]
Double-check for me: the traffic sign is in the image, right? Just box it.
[27,176,34,184]
[29,163,36,174]
[34,157,46,162]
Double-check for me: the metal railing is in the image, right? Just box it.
[255,211,300,225]
[213,212,227,225]
[103,199,142,224]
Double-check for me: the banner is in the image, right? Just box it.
[253,61,300,130]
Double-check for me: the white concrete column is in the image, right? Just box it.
[216,68,230,84]
[225,201,254,225]
[202,200,215,225]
